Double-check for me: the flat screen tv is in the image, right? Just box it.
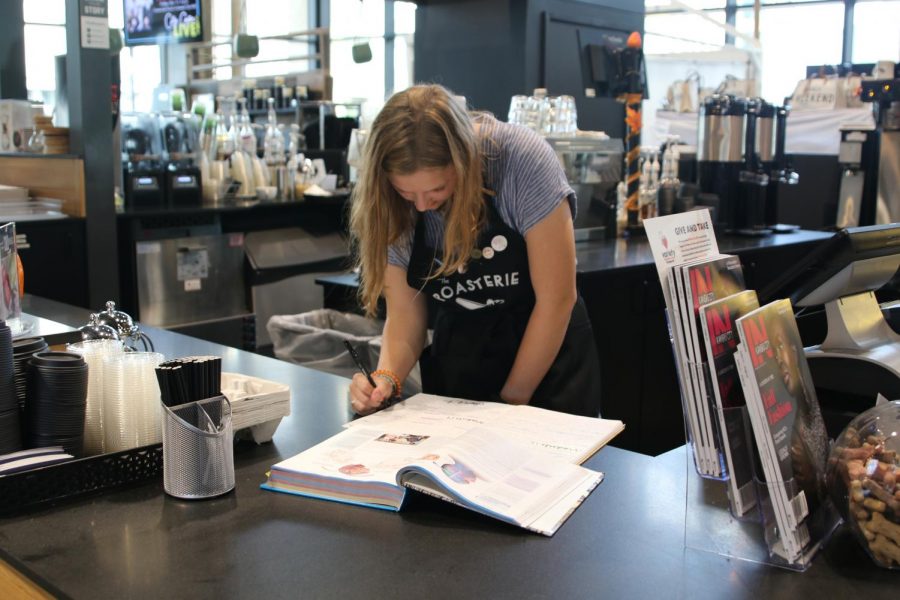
[123,0,203,46]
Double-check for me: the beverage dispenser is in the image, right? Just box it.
[735,98,770,234]
[764,101,799,229]
[697,94,746,231]
[698,95,795,234]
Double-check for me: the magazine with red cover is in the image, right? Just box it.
[699,290,759,516]
[668,271,712,475]
[735,299,830,561]
[679,255,746,477]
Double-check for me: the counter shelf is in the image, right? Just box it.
[673,338,842,571]
[685,432,841,571]
[665,309,727,481]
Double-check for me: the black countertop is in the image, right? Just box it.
[572,228,833,274]
[316,230,834,285]
[0,296,895,599]
[115,192,349,219]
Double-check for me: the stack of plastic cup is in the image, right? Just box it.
[13,337,48,420]
[67,339,125,455]
[103,352,164,452]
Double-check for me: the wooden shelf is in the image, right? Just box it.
[0,152,81,160]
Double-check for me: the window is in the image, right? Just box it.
[112,1,163,113]
[320,0,419,120]
[330,0,385,119]
[245,0,312,78]
[735,2,844,102]
[393,1,416,93]
[23,0,65,24]
[646,1,725,8]
[212,0,233,81]
[852,0,900,64]
[23,0,66,104]
[644,10,728,54]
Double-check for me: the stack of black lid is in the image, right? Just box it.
[12,336,48,437]
[0,321,19,454]
[25,351,88,457]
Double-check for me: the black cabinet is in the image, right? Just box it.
[577,232,833,455]
[16,219,88,308]
[414,0,644,138]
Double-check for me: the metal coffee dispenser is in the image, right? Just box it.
[735,98,771,235]
[698,94,794,233]
[698,94,746,231]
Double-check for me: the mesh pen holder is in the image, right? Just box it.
[162,396,235,499]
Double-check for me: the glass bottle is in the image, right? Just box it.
[263,97,285,166]
[27,128,45,154]
[237,97,257,156]
[263,97,286,196]
[214,104,233,162]
[286,124,305,200]
[274,76,285,109]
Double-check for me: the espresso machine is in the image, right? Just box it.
[836,77,900,227]
[549,136,624,240]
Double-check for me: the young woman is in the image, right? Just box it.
[348,84,601,417]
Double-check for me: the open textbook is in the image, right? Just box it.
[261,394,625,536]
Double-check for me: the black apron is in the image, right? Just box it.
[407,196,602,417]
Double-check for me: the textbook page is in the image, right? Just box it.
[398,426,603,535]
[348,394,624,465]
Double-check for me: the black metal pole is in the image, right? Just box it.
[65,0,119,308]
[0,0,27,99]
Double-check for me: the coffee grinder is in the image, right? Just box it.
[836,77,900,227]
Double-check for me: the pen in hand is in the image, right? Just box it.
[343,340,377,388]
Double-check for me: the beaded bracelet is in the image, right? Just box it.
[372,369,402,398]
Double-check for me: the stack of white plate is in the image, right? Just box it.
[103,352,164,452]
[221,372,290,444]
[66,339,125,455]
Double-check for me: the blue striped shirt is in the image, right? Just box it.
[387,115,576,268]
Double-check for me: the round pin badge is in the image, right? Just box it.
[491,235,508,252]
[482,247,495,259]
[470,248,482,260]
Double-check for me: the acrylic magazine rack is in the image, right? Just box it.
[678,347,841,571]
[665,308,727,480]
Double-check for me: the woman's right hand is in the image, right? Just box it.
[349,373,395,416]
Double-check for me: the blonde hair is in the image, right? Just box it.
[350,84,486,316]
